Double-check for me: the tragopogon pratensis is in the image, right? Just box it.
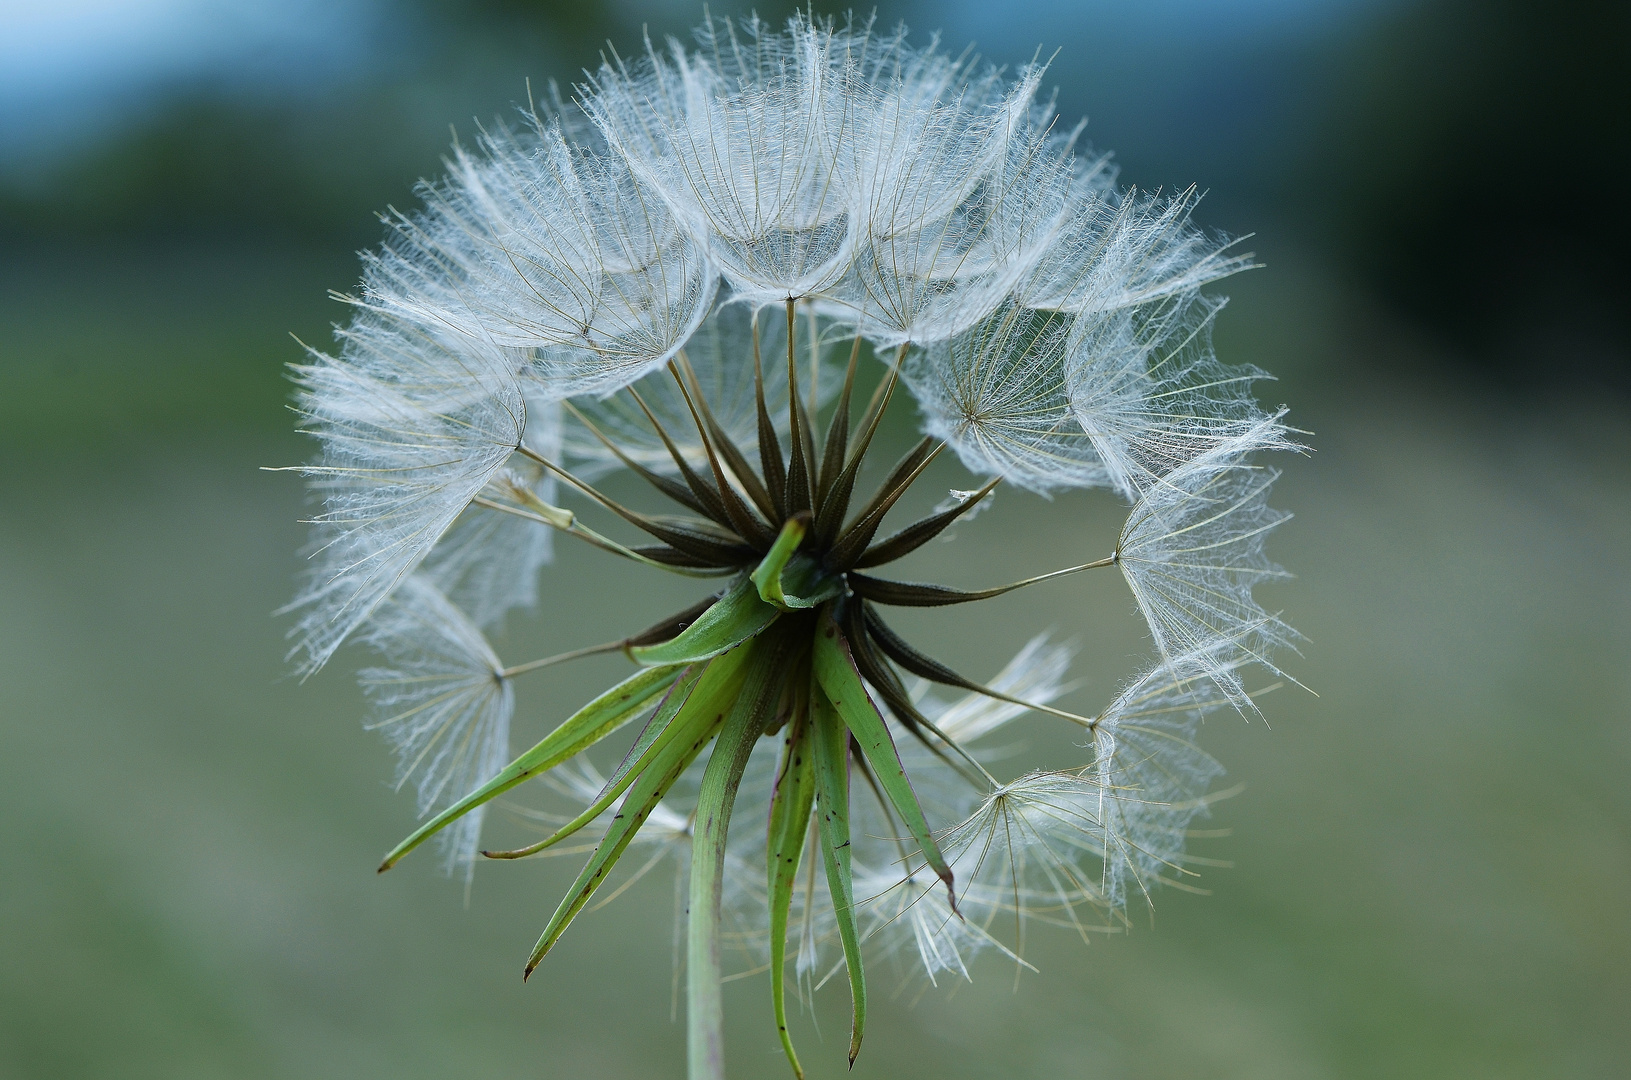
[276,14,1304,1079]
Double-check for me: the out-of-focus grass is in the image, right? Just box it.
[1,245,1627,1079]
[0,244,356,448]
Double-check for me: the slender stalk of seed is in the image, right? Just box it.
[784,298,812,513]
[515,445,752,565]
[499,640,628,678]
[624,386,737,526]
[851,554,1119,606]
[664,363,775,544]
[469,497,725,577]
[563,400,720,520]
[673,352,778,518]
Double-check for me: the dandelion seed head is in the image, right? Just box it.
[827,61,1075,346]
[1020,186,1253,317]
[280,13,1306,1058]
[418,391,564,629]
[420,461,555,630]
[361,118,717,399]
[1067,295,1294,498]
[904,302,1110,492]
[1091,652,1234,909]
[358,576,512,880]
[1116,427,1302,703]
[943,771,1114,914]
[283,311,524,675]
[585,13,859,304]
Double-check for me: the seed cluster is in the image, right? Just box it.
[282,13,1302,1080]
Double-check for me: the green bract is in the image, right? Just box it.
[378,302,1062,1075]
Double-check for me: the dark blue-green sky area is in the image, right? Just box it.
[5,0,1624,388]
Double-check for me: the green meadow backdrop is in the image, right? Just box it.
[2,1,1625,1077]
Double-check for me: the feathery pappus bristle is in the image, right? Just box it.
[282,312,524,675]
[358,576,513,880]
[1117,425,1302,704]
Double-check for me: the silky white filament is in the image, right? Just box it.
[358,576,514,880]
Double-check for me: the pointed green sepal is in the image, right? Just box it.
[811,683,867,1066]
[774,555,844,610]
[377,663,685,872]
[524,647,756,975]
[752,514,842,611]
[811,608,957,910]
[481,660,715,860]
[766,697,816,1078]
[629,576,780,666]
[751,513,809,609]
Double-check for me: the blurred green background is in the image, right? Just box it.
[2,1,1627,1077]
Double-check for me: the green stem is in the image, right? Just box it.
[687,637,789,1080]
